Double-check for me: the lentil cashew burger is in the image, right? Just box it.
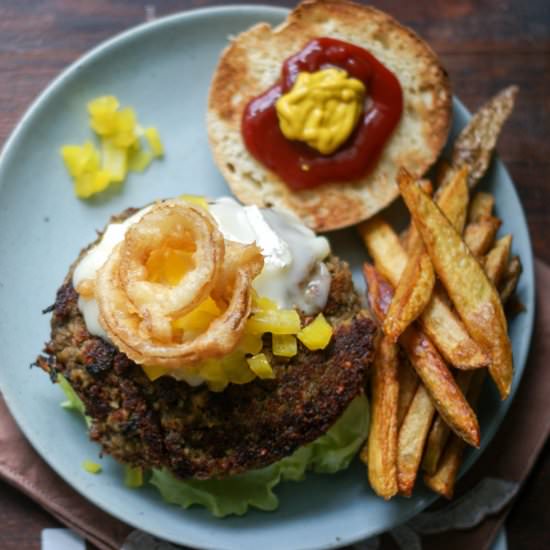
[37,196,377,515]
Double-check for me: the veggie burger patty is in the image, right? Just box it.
[37,210,377,480]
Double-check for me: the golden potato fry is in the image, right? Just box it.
[398,169,513,399]
[484,235,513,284]
[423,369,486,498]
[385,167,469,342]
[362,336,399,499]
[451,86,518,189]
[463,216,502,257]
[422,371,473,475]
[435,158,453,189]
[399,180,433,252]
[435,166,470,233]
[364,265,480,447]
[422,235,511,475]
[500,256,522,304]
[383,250,435,342]
[468,192,495,223]
[397,383,435,496]
[397,356,419,429]
[359,220,488,370]
[358,218,407,285]
[399,328,479,447]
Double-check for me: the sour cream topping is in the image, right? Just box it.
[72,198,331,344]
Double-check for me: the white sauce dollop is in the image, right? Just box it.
[208,198,331,314]
[72,197,332,380]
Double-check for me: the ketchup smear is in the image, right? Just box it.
[242,37,403,190]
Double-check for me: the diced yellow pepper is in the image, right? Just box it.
[88,95,119,136]
[173,309,216,334]
[252,293,278,312]
[247,353,275,379]
[61,141,100,178]
[237,332,264,355]
[200,361,230,393]
[124,466,143,488]
[272,334,297,357]
[127,148,153,172]
[172,296,221,333]
[208,380,229,392]
[146,246,194,285]
[101,138,127,182]
[88,95,119,113]
[246,309,301,335]
[82,460,102,474]
[74,169,111,199]
[179,194,209,210]
[142,365,170,381]
[144,127,164,157]
[111,107,138,147]
[222,353,256,385]
[297,313,333,350]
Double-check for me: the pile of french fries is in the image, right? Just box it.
[358,86,523,500]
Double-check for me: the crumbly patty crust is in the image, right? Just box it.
[37,211,377,480]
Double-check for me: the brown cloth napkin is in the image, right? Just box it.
[1,261,549,550]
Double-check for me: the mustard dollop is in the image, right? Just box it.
[275,68,366,155]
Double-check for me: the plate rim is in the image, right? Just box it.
[0,5,535,550]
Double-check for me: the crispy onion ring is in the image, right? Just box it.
[95,201,264,368]
[120,202,224,342]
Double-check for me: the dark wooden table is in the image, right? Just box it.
[0,1,548,549]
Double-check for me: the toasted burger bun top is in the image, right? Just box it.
[207,0,452,231]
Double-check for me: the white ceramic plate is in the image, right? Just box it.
[0,6,534,550]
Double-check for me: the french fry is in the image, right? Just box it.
[435,166,470,233]
[383,251,435,342]
[364,265,480,447]
[384,168,469,343]
[397,384,435,496]
[500,256,522,304]
[362,336,399,499]
[422,235,511,476]
[451,86,518,189]
[463,216,502,257]
[484,235,513,283]
[397,356,419,429]
[397,168,513,399]
[399,180,433,252]
[359,217,407,284]
[423,369,486,498]
[468,192,495,223]
[358,219,488,370]
[422,371,473,475]
[424,237,516,496]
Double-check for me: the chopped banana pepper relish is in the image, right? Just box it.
[60,96,163,198]
[141,196,333,391]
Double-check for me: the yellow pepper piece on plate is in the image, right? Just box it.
[63,95,164,199]
[101,139,127,182]
[127,148,153,172]
[144,127,164,157]
[74,169,111,199]
[82,460,102,474]
[87,95,119,135]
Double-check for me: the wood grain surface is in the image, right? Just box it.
[0,1,548,549]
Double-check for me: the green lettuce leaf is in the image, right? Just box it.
[57,375,369,517]
[150,393,369,517]
[57,374,91,427]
